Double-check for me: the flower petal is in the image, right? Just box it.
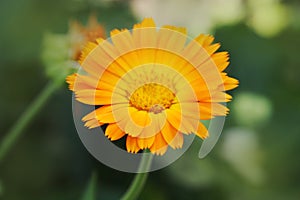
[105,123,125,141]
[161,120,183,149]
[137,135,155,150]
[158,25,187,53]
[133,18,157,48]
[194,122,209,139]
[139,112,166,138]
[150,132,168,155]
[82,105,125,124]
[84,118,104,129]
[75,89,128,105]
[126,135,141,153]
[212,51,230,71]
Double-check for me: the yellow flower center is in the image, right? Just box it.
[129,83,175,114]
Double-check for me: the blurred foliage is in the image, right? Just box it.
[41,33,75,79]
[0,0,300,200]
[81,172,97,200]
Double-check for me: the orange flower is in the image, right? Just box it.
[69,14,106,61]
[67,18,238,155]
[42,15,106,79]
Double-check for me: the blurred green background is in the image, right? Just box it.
[1,0,300,199]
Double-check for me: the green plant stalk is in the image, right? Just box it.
[0,75,65,162]
[121,151,153,200]
[81,171,97,200]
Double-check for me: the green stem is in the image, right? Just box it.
[0,75,65,162]
[121,151,153,200]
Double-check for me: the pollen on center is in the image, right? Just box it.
[129,83,175,113]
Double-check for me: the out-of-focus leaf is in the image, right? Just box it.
[81,172,97,200]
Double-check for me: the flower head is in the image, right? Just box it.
[42,15,106,79]
[67,18,239,155]
[69,14,106,61]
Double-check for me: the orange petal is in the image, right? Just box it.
[194,122,209,139]
[212,51,230,71]
[194,34,215,47]
[67,73,102,91]
[105,123,125,141]
[138,111,166,139]
[161,121,183,149]
[169,102,199,120]
[75,89,128,105]
[222,75,239,91]
[133,18,157,49]
[83,118,104,129]
[169,132,184,149]
[200,92,232,103]
[79,42,98,64]
[130,109,151,127]
[92,40,131,76]
[134,18,156,28]
[166,107,199,134]
[126,135,141,153]
[158,25,187,53]
[181,40,210,72]
[205,43,220,55]
[110,29,134,54]
[165,109,183,132]
[124,107,147,137]
[150,132,168,155]
[66,73,77,91]
[199,102,229,118]
[137,135,155,150]
[212,103,229,116]
[82,106,116,124]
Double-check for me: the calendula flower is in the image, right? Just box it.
[67,18,238,155]
[69,14,106,61]
[42,15,106,79]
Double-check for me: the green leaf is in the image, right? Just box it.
[81,172,97,200]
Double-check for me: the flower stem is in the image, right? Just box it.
[121,151,153,200]
[0,76,65,162]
